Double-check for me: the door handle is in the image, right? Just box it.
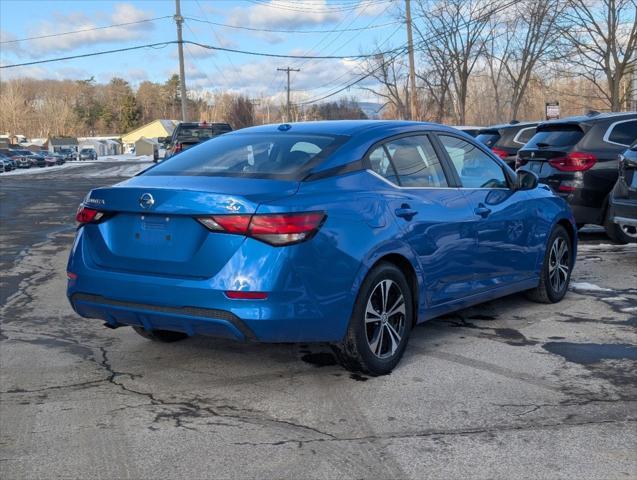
[474,205,492,218]
[395,204,418,220]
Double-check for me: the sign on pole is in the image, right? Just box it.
[545,101,560,120]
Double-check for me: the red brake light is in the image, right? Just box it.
[549,152,596,172]
[208,214,252,234]
[174,143,182,153]
[492,147,508,159]
[76,206,102,224]
[197,212,326,246]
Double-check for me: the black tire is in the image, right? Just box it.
[331,262,413,376]
[132,326,188,343]
[526,225,573,303]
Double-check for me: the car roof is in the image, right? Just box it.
[537,111,636,128]
[479,121,539,132]
[231,120,459,136]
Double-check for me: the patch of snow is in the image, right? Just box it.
[570,282,614,292]
[620,306,637,313]
[0,163,82,176]
[601,296,629,302]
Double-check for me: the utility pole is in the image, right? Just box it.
[405,0,417,121]
[277,67,300,122]
[175,0,188,121]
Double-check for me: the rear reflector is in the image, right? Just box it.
[558,184,577,192]
[67,272,78,280]
[492,147,508,159]
[549,152,597,172]
[76,206,103,224]
[225,291,268,300]
[197,212,326,246]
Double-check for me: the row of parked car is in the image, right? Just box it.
[0,147,100,173]
[457,111,637,243]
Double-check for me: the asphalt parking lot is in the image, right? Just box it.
[1,161,636,479]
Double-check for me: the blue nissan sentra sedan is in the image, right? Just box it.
[67,121,576,375]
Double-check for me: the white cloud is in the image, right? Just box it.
[227,0,342,30]
[5,3,158,57]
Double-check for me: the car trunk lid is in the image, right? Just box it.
[82,176,299,278]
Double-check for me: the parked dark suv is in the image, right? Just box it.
[165,122,232,159]
[517,111,637,241]
[475,121,539,168]
[607,141,637,243]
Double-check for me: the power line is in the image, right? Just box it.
[244,0,391,14]
[295,0,522,106]
[184,15,399,34]
[0,40,407,69]
[0,16,172,44]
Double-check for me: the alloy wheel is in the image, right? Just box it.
[364,279,406,359]
[548,237,570,293]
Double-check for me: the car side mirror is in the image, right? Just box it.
[515,170,538,191]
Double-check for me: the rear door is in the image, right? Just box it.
[436,134,537,290]
[367,134,476,306]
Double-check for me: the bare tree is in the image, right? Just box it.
[561,0,637,110]
[413,20,455,122]
[360,52,410,119]
[415,0,494,124]
[486,0,564,120]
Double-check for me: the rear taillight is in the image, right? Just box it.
[75,205,104,224]
[549,152,596,172]
[197,212,326,246]
[492,147,508,159]
[515,155,527,169]
[174,143,183,153]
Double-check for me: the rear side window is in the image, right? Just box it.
[145,133,345,179]
[514,127,536,145]
[368,145,399,184]
[386,136,448,187]
[525,127,584,148]
[607,120,637,146]
[439,135,508,189]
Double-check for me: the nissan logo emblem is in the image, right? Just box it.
[139,193,155,209]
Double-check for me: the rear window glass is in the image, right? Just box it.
[175,125,231,140]
[475,132,500,147]
[608,120,637,146]
[525,128,584,148]
[145,133,346,179]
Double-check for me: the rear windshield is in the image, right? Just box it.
[175,125,231,141]
[475,132,500,147]
[525,127,584,148]
[145,132,347,179]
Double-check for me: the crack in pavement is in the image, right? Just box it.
[231,417,637,447]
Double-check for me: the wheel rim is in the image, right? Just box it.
[548,237,570,293]
[365,279,406,359]
[619,223,637,239]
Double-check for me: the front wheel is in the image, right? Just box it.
[331,262,413,376]
[526,225,573,303]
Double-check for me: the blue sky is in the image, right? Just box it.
[0,0,403,103]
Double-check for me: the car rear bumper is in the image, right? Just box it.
[70,292,256,341]
[609,197,637,226]
[66,231,357,343]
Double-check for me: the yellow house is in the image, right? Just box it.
[121,119,179,148]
